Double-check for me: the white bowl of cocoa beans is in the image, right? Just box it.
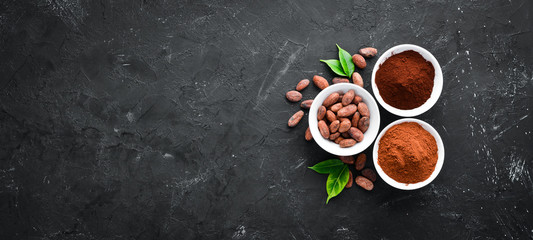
[308,83,381,156]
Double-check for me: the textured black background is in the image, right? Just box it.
[1,0,532,239]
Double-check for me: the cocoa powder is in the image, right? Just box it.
[375,50,434,110]
[377,122,438,183]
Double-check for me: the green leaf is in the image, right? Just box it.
[308,159,344,174]
[320,59,348,77]
[325,164,350,204]
[336,44,355,77]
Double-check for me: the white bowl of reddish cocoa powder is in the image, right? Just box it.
[309,83,381,156]
[371,44,443,117]
[372,118,445,190]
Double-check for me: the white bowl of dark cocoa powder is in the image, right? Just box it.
[371,44,443,117]
[372,118,445,190]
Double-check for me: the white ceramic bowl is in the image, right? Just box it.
[308,83,380,156]
[371,44,443,117]
[372,118,445,190]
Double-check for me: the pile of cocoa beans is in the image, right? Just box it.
[340,153,377,191]
[316,89,370,147]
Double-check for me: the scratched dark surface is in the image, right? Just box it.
[1,0,532,239]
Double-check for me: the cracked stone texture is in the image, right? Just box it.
[1,0,532,239]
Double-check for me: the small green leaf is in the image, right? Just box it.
[320,59,348,77]
[308,159,344,174]
[325,164,350,204]
[337,44,355,77]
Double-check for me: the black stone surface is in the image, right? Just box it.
[1,0,532,239]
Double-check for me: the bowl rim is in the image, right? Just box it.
[371,44,443,117]
[372,118,445,190]
[308,83,380,156]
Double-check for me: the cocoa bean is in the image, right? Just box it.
[355,153,366,171]
[339,139,356,148]
[342,90,355,106]
[300,99,313,109]
[305,127,313,141]
[353,95,363,105]
[352,54,366,69]
[329,132,340,140]
[341,132,350,139]
[322,92,340,107]
[332,77,350,84]
[359,47,378,58]
[355,176,374,191]
[337,104,357,117]
[361,168,377,182]
[358,116,370,133]
[318,120,330,139]
[352,112,361,127]
[329,120,340,133]
[286,90,302,102]
[345,170,353,188]
[357,102,369,117]
[317,106,326,120]
[326,110,337,123]
[352,72,363,88]
[330,103,343,112]
[348,127,364,142]
[313,75,329,90]
[339,156,354,164]
[334,137,345,144]
[288,110,304,127]
[296,79,310,91]
[339,119,351,133]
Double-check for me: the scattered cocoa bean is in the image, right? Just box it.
[339,139,356,148]
[300,99,313,109]
[332,77,350,84]
[317,106,326,120]
[329,120,340,133]
[355,153,366,171]
[286,90,302,102]
[318,120,330,139]
[357,102,370,117]
[323,92,339,107]
[361,168,377,182]
[339,156,354,164]
[352,54,366,69]
[342,90,355,106]
[288,110,304,127]
[359,47,377,58]
[348,127,364,142]
[313,75,329,90]
[337,104,357,117]
[345,170,353,188]
[296,79,310,91]
[358,116,370,133]
[305,127,313,141]
[352,72,363,88]
[355,176,374,191]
